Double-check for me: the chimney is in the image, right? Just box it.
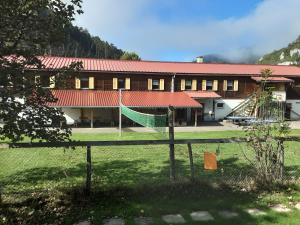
[196,56,204,63]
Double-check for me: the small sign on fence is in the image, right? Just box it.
[204,152,217,170]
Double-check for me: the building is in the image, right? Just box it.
[31,56,300,128]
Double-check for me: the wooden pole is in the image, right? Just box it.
[279,139,285,180]
[90,109,94,128]
[168,106,176,181]
[85,145,92,195]
[194,109,198,127]
[187,143,195,181]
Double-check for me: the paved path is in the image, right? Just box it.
[71,121,300,133]
[72,122,242,133]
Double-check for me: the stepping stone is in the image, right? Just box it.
[103,218,125,225]
[190,211,214,221]
[270,204,291,213]
[162,214,186,224]
[218,210,239,219]
[245,208,267,216]
[134,217,153,225]
[295,203,300,210]
[73,221,91,225]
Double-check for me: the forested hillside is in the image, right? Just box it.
[42,25,125,59]
[258,36,300,65]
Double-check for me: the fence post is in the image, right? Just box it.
[187,143,195,181]
[279,139,285,180]
[85,145,92,195]
[168,106,176,182]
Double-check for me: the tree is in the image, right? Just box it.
[120,52,141,61]
[0,0,82,142]
[243,69,290,187]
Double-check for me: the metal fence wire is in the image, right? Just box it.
[1,139,300,197]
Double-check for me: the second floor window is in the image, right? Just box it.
[206,80,213,90]
[118,78,125,89]
[152,79,160,90]
[80,77,89,89]
[227,80,234,91]
[185,80,192,90]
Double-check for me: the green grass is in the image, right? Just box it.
[1,130,300,225]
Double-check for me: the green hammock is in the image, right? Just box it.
[121,104,167,128]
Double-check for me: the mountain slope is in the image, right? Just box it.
[43,25,125,59]
[258,36,300,65]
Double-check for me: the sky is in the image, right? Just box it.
[75,0,300,62]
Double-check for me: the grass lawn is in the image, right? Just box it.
[1,130,300,225]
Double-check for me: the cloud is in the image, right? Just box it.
[75,0,300,62]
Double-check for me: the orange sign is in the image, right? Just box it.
[204,152,217,170]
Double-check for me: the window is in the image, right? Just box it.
[41,76,50,88]
[118,78,125,89]
[216,103,224,108]
[152,79,160,90]
[206,80,213,90]
[227,80,234,91]
[185,80,192,90]
[80,77,89,89]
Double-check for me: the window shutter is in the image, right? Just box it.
[160,79,164,90]
[223,80,227,91]
[234,80,239,91]
[113,78,118,90]
[49,76,55,88]
[75,77,81,89]
[181,79,185,91]
[148,78,152,90]
[125,78,130,90]
[213,80,218,91]
[192,79,197,91]
[202,80,206,91]
[89,77,94,89]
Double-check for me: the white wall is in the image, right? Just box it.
[62,108,81,125]
[214,99,244,121]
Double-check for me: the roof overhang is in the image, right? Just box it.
[251,76,294,83]
[184,91,221,99]
[49,90,202,108]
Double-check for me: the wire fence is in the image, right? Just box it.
[1,139,300,197]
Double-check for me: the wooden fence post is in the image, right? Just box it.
[187,143,195,181]
[279,139,285,180]
[168,106,176,182]
[85,145,92,195]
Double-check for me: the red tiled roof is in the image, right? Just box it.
[25,56,300,76]
[50,90,202,108]
[185,91,221,99]
[251,76,294,82]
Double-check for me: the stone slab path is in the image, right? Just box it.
[218,210,239,219]
[103,218,125,225]
[190,211,214,221]
[73,203,297,225]
[134,217,153,225]
[245,208,267,216]
[270,204,292,213]
[162,214,186,224]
